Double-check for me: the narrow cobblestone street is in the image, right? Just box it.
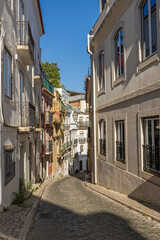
[27,174,160,240]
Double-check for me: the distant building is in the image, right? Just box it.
[41,75,54,179]
[69,94,89,172]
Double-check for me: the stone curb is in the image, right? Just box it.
[84,181,160,223]
[18,179,53,240]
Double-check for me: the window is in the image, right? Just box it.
[116,121,125,163]
[5,149,15,185]
[143,117,160,175]
[115,28,124,78]
[142,0,157,59]
[80,145,83,152]
[79,160,83,170]
[4,49,12,98]
[101,0,106,11]
[98,51,105,91]
[99,119,106,156]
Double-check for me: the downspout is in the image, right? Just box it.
[0,20,4,124]
[0,20,4,211]
[87,34,97,184]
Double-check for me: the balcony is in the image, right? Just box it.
[143,145,160,175]
[17,21,34,66]
[79,138,86,144]
[45,111,53,125]
[18,102,36,133]
[45,140,53,154]
[29,103,36,126]
[42,77,54,96]
[77,121,90,129]
[34,61,42,86]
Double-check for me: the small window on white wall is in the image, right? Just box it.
[142,0,157,59]
[5,149,15,185]
[143,117,160,175]
[98,51,105,91]
[4,49,12,99]
[99,119,106,156]
[115,120,125,163]
[115,28,124,79]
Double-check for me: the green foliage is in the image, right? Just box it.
[26,180,33,190]
[42,61,65,88]
[75,169,80,174]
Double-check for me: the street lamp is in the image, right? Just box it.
[73,112,78,123]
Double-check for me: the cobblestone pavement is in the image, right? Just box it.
[0,192,37,240]
[27,175,160,240]
[0,181,50,240]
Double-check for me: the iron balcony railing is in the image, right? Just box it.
[20,102,36,127]
[45,140,53,154]
[143,145,160,175]
[17,21,34,61]
[77,121,90,128]
[99,139,106,156]
[42,77,54,95]
[45,111,53,124]
[79,138,87,144]
[29,103,36,126]
[116,141,125,163]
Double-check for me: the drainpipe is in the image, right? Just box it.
[87,34,97,184]
[87,34,94,55]
[0,20,4,210]
[0,20,4,124]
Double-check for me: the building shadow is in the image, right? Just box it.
[25,198,147,240]
[128,175,160,213]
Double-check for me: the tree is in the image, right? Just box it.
[41,61,65,88]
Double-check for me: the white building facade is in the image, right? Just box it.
[0,0,44,211]
[88,0,160,206]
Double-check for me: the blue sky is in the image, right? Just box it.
[40,0,99,92]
